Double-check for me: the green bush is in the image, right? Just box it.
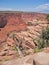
[37,39,45,49]
[13,46,18,51]
[37,26,49,49]
[46,14,49,21]
[41,27,49,46]
[34,47,41,53]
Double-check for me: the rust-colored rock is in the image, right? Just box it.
[0,12,48,59]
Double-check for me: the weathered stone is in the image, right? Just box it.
[7,37,14,46]
[8,50,17,55]
[0,51,8,56]
[42,47,49,53]
[33,52,49,65]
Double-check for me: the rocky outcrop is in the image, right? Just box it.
[2,52,49,65]
[33,52,49,65]
[0,13,27,41]
[0,12,48,60]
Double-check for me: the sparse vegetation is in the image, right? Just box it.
[27,22,33,26]
[13,45,18,51]
[4,58,10,61]
[34,26,49,53]
[36,26,49,50]
[46,14,49,21]
[34,47,41,53]
[35,19,39,25]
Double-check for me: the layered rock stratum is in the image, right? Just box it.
[0,12,48,63]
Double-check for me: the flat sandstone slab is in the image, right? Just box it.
[33,52,49,65]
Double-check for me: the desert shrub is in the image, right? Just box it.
[34,47,41,53]
[41,27,49,46]
[13,45,18,51]
[37,39,44,49]
[4,58,10,61]
[37,26,49,49]
[27,22,33,26]
[46,14,49,21]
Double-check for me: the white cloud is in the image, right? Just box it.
[0,4,49,13]
[21,4,49,13]
[0,7,24,11]
[0,8,13,11]
[33,4,49,13]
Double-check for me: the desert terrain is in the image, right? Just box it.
[0,11,49,65]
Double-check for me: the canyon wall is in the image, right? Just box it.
[0,12,48,57]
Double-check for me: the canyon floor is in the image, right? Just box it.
[0,12,49,65]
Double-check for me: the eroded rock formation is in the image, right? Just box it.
[0,12,48,60]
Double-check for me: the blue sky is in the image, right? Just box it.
[0,0,49,13]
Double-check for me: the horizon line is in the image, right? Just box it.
[0,10,48,14]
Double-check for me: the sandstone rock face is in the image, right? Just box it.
[0,13,27,41]
[0,12,47,41]
[0,12,48,60]
[33,52,49,65]
[3,52,49,65]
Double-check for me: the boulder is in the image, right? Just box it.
[33,52,49,65]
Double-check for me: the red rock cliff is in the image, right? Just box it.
[0,12,47,42]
